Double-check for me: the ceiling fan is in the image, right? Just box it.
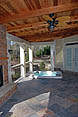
[47,13,59,32]
[42,13,71,32]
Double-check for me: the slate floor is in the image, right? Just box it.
[0,72,78,117]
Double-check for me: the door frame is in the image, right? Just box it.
[64,41,78,71]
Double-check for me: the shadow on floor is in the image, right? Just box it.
[0,73,78,117]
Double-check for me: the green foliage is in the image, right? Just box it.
[35,46,50,57]
[25,53,29,62]
[36,49,41,57]
[39,62,45,70]
[43,46,50,55]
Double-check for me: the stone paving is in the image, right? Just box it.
[0,72,78,117]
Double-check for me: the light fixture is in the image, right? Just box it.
[47,13,59,32]
[48,25,54,32]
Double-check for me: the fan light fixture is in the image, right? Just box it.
[47,13,59,32]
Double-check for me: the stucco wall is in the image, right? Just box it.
[55,39,64,69]
[55,35,78,70]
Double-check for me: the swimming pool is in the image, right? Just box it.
[33,71,63,79]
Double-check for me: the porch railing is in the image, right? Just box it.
[11,61,30,81]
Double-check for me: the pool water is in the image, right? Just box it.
[34,71,63,79]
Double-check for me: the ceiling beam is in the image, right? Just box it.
[23,27,78,42]
[13,23,78,37]
[0,2,78,24]
[7,21,48,32]
[7,16,78,32]
[30,41,54,46]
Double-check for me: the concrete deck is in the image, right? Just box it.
[0,72,78,117]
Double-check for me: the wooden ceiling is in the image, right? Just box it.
[0,0,78,42]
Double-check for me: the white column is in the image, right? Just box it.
[20,45,25,78]
[29,47,33,72]
[7,40,12,83]
[50,45,54,71]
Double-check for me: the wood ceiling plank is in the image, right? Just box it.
[29,0,37,10]
[58,0,71,5]
[7,21,47,32]
[0,4,11,16]
[28,38,55,42]
[0,2,78,24]
[9,0,29,13]
[53,0,58,6]
[24,27,78,42]
[34,0,41,9]
[11,23,78,37]
[39,0,49,8]
[5,2,18,14]
[11,27,48,36]
[24,0,33,10]
[0,0,11,4]
[0,3,16,15]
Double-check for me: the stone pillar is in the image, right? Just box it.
[20,45,25,78]
[29,47,33,72]
[50,45,54,71]
[0,25,8,85]
[7,40,12,83]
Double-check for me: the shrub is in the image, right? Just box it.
[40,62,45,70]
[36,50,41,57]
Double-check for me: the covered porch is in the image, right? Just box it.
[0,0,78,116]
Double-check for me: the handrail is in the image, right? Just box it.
[25,61,33,64]
[11,63,22,69]
[11,61,33,69]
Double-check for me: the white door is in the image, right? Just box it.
[73,46,78,72]
[66,46,73,71]
[65,45,78,72]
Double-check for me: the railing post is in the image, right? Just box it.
[29,47,33,72]
[7,40,12,83]
[20,45,26,78]
[50,44,54,71]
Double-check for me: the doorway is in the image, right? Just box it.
[65,43,78,72]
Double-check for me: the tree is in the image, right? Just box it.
[36,50,41,57]
[43,46,50,55]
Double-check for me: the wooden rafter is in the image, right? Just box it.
[7,16,78,33]
[7,21,47,32]
[0,2,78,24]
[25,27,78,42]
[13,23,78,37]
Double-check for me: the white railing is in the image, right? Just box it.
[11,61,33,69]
[11,63,22,69]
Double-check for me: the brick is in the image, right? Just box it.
[0,25,8,85]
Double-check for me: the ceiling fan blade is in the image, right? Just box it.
[42,15,52,21]
[57,16,70,23]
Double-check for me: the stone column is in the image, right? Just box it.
[50,44,54,71]
[29,47,33,72]
[0,25,8,85]
[7,40,12,83]
[20,45,26,78]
